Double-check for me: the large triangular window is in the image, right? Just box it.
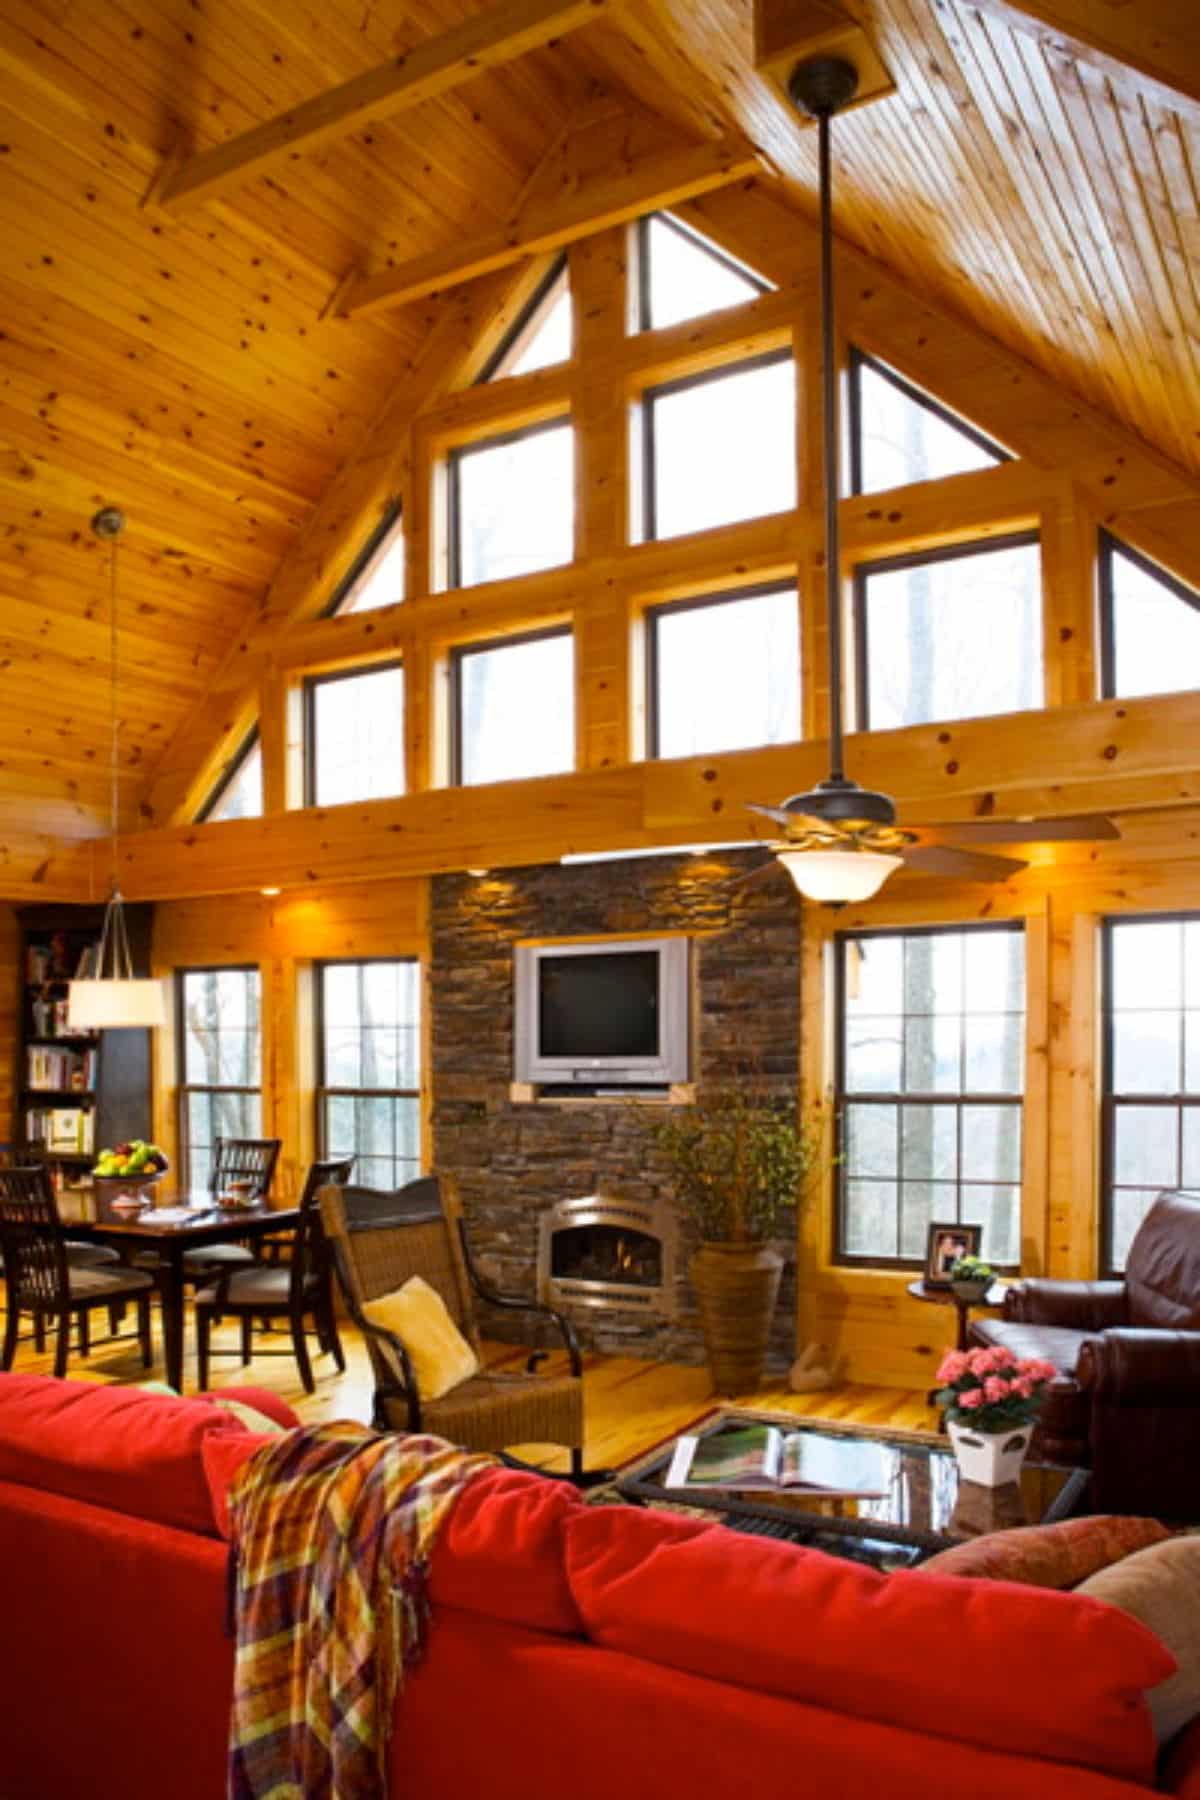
[849,350,1009,495]
[198,729,263,823]
[638,213,770,332]
[325,503,405,617]
[479,258,571,382]
[1100,531,1200,699]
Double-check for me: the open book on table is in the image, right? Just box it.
[665,1425,890,1497]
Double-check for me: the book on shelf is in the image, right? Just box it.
[26,1045,97,1091]
[665,1425,891,1497]
[24,1106,95,1155]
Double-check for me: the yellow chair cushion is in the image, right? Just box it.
[362,1275,479,1401]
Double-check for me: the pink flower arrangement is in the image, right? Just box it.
[934,1344,1057,1432]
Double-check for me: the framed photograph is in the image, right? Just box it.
[924,1221,982,1287]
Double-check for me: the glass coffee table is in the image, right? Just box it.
[615,1408,1089,1572]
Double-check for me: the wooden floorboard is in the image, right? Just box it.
[0,1309,940,1468]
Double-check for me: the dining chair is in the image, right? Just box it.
[0,1166,156,1378]
[193,1155,354,1393]
[180,1136,283,1281]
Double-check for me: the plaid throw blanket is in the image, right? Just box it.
[226,1421,495,1800]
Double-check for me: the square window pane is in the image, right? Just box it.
[960,1104,1022,1183]
[846,936,903,1016]
[325,1028,362,1088]
[1187,1014,1200,1092]
[310,664,404,807]
[1182,1107,1200,1189]
[899,1181,956,1259]
[1110,1188,1162,1273]
[456,632,574,786]
[652,588,800,758]
[319,961,420,1094]
[1186,923,1200,1010]
[1111,920,1183,1011]
[845,1103,898,1178]
[964,1013,1023,1093]
[903,1014,961,1093]
[842,1180,898,1259]
[961,1184,1020,1266]
[1109,544,1200,700]
[1113,1103,1179,1189]
[965,929,1023,1013]
[1112,1012,1182,1094]
[648,358,796,540]
[181,970,260,1085]
[862,540,1043,729]
[900,1105,958,1182]
[904,933,962,1015]
[844,1016,902,1093]
[453,422,574,588]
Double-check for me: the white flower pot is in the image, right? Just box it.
[948,1419,1033,1488]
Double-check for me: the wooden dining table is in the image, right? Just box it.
[63,1187,300,1392]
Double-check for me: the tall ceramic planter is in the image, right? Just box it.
[690,1240,783,1396]
[947,1419,1032,1488]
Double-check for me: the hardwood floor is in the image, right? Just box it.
[0,1305,940,1468]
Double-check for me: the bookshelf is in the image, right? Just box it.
[15,903,154,1182]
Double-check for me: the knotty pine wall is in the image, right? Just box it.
[0,904,18,1147]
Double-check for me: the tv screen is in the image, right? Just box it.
[538,951,660,1059]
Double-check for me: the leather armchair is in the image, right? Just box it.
[969,1191,1200,1518]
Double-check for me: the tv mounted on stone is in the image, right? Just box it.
[513,936,691,1089]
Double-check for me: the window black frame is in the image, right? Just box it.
[645,580,800,760]
[833,921,1025,1271]
[636,212,770,332]
[476,255,569,384]
[196,727,261,824]
[449,623,574,787]
[846,348,1009,498]
[314,956,423,1187]
[640,347,794,543]
[1097,528,1200,700]
[319,500,404,620]
[302,658,405,809]
[446,415,574,591]
[852,529,1041,731]
[175,963,262,1191]
[1099,912,1200,1276]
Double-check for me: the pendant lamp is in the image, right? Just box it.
[67,509,166,1030]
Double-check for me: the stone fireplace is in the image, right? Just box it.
[538,1194,679,1321]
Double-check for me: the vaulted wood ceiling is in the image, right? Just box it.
[0,0,1195,845]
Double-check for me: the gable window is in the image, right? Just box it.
[177,965,262,1191]
[1099,532,1200,700]
[855,534,1042,730]
[637,213,770,331]
[642,351,796,542]
[448,419,574,589]
[303,662,404,807]
[479,258,571,381]
[451,626,574,787]
[197,729,262,823]
[325,504,405,617]
[648,583,800,759]
[317,959,421,1190]
[848,350,1008,495]
[1102,916,1200,1273]
[837,925,1025,1268]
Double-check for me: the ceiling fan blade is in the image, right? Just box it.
[730,857,783,888]
[923,814,1120,845]
[745,801,829,833]
[745,801,798,827]
[900,845,1028,881]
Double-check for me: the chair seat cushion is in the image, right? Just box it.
[65,1266,155,1301]
[970,1318,1093,1374]
[64,1242,121,1267]
[364,1275,480,1401]
[391,1371,583,1454]
[195,1266,301,1307]
[182,1243,256,1271]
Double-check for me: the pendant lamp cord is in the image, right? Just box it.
[816,103,845,785]
[94,509,133,983]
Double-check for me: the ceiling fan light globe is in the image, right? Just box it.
[775,848,903,904]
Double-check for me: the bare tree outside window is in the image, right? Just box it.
[178,966,262,1190]
[318,960,421,1191]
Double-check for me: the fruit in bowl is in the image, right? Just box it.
[93,1139,169,1180]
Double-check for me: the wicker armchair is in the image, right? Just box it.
[320,1175,592,1482]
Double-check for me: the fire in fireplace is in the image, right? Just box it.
[551,1224,662,1289]
[538,1195,677,1319]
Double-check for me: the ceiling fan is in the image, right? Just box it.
[741,56,1119,905]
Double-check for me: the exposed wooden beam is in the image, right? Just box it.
[970,0,1200,112]
[338,138,762,319]
[150,0,615,216]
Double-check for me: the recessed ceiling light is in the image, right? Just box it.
[466,868,489,877]
[260,886,281,897]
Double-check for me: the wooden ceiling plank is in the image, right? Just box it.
[965,0,1200,114]
[341,136,761,317]
[153,0,613,215]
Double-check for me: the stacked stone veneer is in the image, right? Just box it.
[430,850,800,1366]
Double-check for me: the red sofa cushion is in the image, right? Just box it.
[194,1386,302,1432]
[430,1466,584,1636]
[0,1374,254,1537]
[202,1430,282,1538]
[565,1507,1173,1784]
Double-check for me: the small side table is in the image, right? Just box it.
[907,1277,1008,1351]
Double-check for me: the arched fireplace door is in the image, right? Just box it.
[537,1195,678,1321]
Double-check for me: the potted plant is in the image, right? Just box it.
[653,1088,821,1396]
[934,1344,1058,1487]
[949,1254,996,1303]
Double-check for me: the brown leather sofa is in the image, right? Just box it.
[969,1190,1200,1518]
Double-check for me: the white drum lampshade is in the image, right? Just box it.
[68,975,165,1030]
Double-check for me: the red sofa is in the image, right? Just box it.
[1,1374,1199,1800]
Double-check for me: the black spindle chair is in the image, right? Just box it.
[180,1136,283,1282]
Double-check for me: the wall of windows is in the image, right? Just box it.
[316,959,421,1191]
[451,627,574,786]
[448,420,574,588]
[303,662,405,807]
[647,583,800,759]
[176,965,262,1191]
[641,351,796,541]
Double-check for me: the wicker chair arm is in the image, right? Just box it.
[345,1299,424,1433]
[458,1221,583,1376]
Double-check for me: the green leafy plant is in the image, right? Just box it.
[651,1088,823,1243]
[950,1253,995,1284]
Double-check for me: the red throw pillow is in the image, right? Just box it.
[565,1507,1173,1784]
[202,1432,280,1539]
[913,1515,1173,1588]
[194,1387,301,1432]
[0,1374,250,1537]
[429,1466,586,1636]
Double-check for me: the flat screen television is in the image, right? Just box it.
[513,936,690,1087]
